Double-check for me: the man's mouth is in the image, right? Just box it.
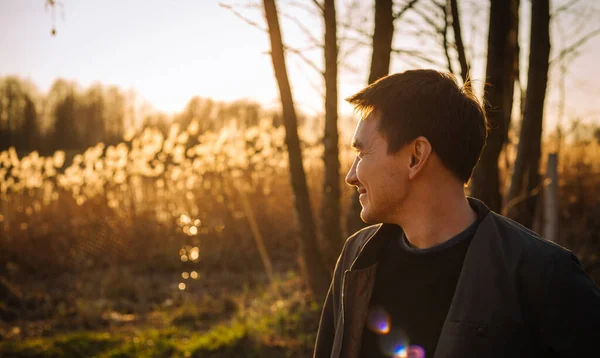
[357,188,366,195]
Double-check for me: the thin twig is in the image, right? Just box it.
[550,27,600,65]
[411,5,444,33]
[502,178,552,217]
[394,0,421,19]
[279,11,323,47]
[219,2,268,33]
[280,0,322,17]
[338,21,372,39]
[311,0,324,13]
[441,0,454,75]
[551,0,581,18]
[392,48,445,67]
[220,1,323,76]
[285,46,324,77]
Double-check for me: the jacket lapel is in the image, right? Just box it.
[339,224,397,357]
[435,199,507,357]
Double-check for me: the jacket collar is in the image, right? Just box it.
[350,197,491,271]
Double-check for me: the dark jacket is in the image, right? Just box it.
[313,198,600,358]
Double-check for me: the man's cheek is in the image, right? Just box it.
[356,161,366,183]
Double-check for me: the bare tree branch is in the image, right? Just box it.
[551,0,581,18]
[502,178,552,217]
[221,1,323,77]
[338,37,369,61]
[285,46,324,77]
[401,26,441,39]
[338,21,372,39]
[392,48,445,67]
[394,0,421,19]
[280,0,322,17]
[411,5,444,33]
[311,0,324,13]
[441,1,455,74]
[279,11,324,47]
[290,55,324,98]
[550,27,600,65]
[219,3,268,33]
[449,0,470,82]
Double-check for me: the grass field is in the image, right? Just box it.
[1,119,598,357]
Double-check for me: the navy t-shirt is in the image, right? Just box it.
[359,219,479,358]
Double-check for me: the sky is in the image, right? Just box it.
[1,0,599,134]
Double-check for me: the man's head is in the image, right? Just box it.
[345,69,488,223]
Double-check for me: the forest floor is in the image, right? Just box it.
[0,266,321,358]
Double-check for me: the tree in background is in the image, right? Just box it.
[76,84,106,148]
[345,0,420,236]
[320,0,343,255]
[262,0,330,296]
[470,0,519,212]
[506,0,551,228]
[449,0,469,83]
[0,77,40,152]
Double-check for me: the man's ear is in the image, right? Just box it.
[408,136,432,180]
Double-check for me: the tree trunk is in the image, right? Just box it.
[262,0,330,296]
[346,0,394,236]
[469,0,519,212]
[449,0,469,82]
[321,0,343,257]
[506,0,551,228]
[368,0,394,85]
[543,153,558,242]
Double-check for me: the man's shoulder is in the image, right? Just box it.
[487,211,574,262]
[342,224,382,259]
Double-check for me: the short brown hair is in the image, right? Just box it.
[346,69,488,183]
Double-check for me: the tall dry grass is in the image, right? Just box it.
[0,116,597,279]
[0,117,356,278]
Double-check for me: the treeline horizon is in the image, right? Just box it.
[0,76,316,155]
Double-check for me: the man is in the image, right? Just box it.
[313,70,600,358]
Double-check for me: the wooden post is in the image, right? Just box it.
[544,153,558,242]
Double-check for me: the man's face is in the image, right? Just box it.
[345,111,410,223]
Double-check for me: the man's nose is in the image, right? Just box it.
[345,157,359,187]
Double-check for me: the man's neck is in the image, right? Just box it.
[394,189,477,249]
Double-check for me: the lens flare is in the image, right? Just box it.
[367,307,391,334]
[405,345,426,358]
[394,346,407,358]
[379,328,408,357]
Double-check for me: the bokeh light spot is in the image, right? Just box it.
[405,345,426,358]
[379,328,409,357]
[178,283,186,290]
[190,271,199,279]
[180,214,191,225]
[182,272,189,279]
[367,306,391,334]
[190,247,199,260]
[394,346,407,358]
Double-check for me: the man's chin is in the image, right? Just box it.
[359,208,377,224]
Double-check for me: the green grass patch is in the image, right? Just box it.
[0,276,320,358]
[185,320,250,356]
[0,332,120,358]
[99,328,177,358]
